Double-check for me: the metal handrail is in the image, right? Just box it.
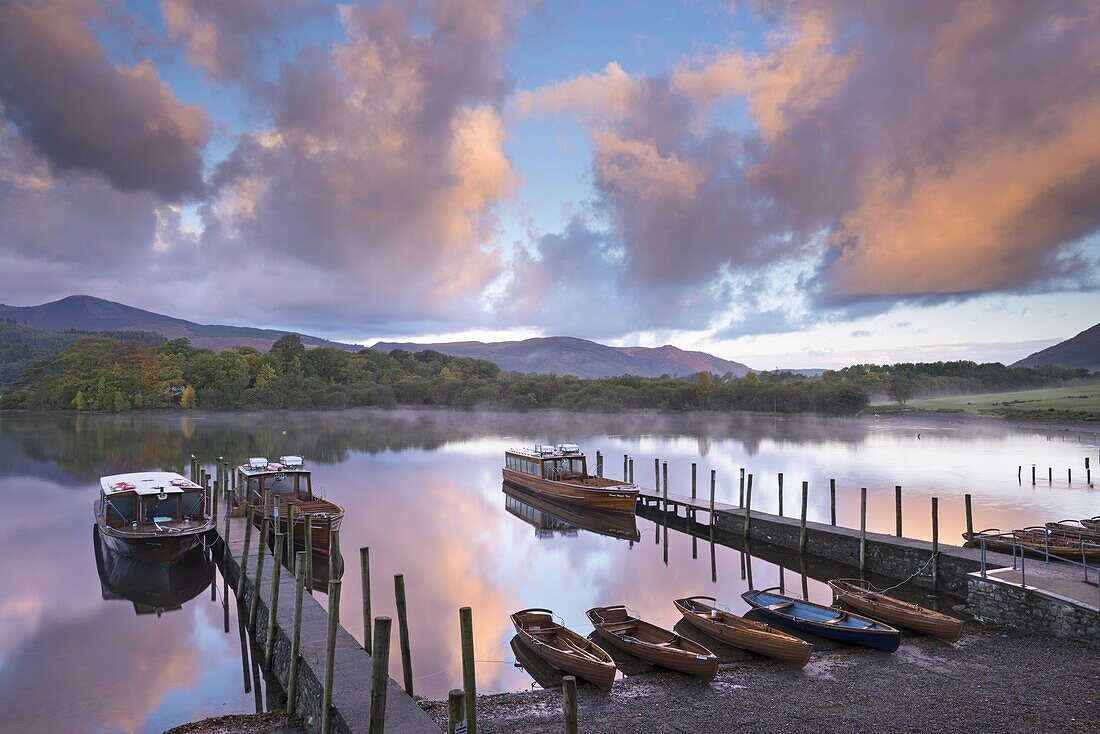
[976,529,1100,608]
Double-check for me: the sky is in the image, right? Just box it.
[0,0,1098,369]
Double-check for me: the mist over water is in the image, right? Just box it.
[0,409,1096,727]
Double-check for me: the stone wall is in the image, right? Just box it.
[967,574,1100,648]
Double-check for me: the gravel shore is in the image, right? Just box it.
[422,628,1097,734]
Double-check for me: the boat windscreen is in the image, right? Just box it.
[105,495,135,524]
[144,496,180,523]
[265,474,296,495]
[181,492,203,519]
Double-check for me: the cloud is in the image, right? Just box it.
[0,0,209,200]
[517,0,1100,334]
[200,0,524,328]
[161,0,322,82]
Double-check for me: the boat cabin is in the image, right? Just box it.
[99,472,206,530]
[237,455,315,507]
[505,444,588,481]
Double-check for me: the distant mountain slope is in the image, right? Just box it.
[372,336,751,378]
[1012,322,1100,371]
[0,295,359,352]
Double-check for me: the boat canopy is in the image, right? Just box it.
[511,444,584,458]
[100,472,197,495]
[280,455,304,468]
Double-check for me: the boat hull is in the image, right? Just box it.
[93,500,214,565]
[503,485,641,541]
[511,609,617,690]
[742,589,901,653]
[674,597,812,667]
[828,580,964,642]
[587,607,717,680]
[503,470,637,514]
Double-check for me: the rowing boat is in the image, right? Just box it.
[586,605,718,680]
[673,596,812,667]
[742,588,901,652]
[1045,520,1100,541]
[827,579,963,642]
[511,608,617,690]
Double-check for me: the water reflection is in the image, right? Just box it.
[94,526,215,616]
[503,486,640,542]
[1,409,1096,719]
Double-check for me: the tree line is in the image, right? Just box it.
[0,321,1090,415]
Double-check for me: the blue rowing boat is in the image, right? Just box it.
[741,587,902,652]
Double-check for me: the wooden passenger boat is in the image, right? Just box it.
[827,579,963,642]
[673,596,813,667]
[504,485,641,541]
[94,471,215,565]
[742,588,902,652]
[93,525,214,616]
[511,608,617,690]
[586,605,718,680]
[237,456,343,557]
[503,445,637,515]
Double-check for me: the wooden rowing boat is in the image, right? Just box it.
[1014,527,1100,562]
[827,579,963,642]
[674,596,812,667]
[742,588,902,652]
[586,605,718,680]
[503,445,637,514]
[1045,520,1100,541]
[511,608,617,690]
[1081,517,1100,532]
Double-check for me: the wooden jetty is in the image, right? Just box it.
[219,514,440,733]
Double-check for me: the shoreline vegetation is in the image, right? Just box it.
[1,321,1095,418]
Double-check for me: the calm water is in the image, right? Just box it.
[1,409,1097,731]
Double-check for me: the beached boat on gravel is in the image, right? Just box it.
[827,579,963,642]
[674,595,813,667]
[587,605,717,680]
[742,588,901,652]
[511,608,617,690]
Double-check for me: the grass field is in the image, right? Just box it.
[873,383,1100,420]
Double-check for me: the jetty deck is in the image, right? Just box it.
[219,515,441,734]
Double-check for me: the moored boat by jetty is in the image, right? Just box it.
[511,608,617,690]
[93,525,214,616]
[674,595,813,667]
[827,579,963,642]
[94,471,215,565]
[503,444,637,514]
[587,605,718,680]
[742,587,902,652]
[237,455,343,557]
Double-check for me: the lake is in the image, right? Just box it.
[0,409,1096,732]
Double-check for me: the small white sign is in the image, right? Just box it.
[455,722,468,734]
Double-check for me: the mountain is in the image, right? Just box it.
[0,295,360,353]
[1012,322,1100,371]
[371,336,751,378]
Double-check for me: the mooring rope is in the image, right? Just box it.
[864,552,939,594]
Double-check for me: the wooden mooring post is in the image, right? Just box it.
[743,474,752,538]
[285,503,295,570]
[859,487,867,574]
[361,547,372,654]
[237,506,254,599]
[738,468,745,507]
[562,675,578,734]
[691,462,697,500]
[448,689,466,734]
[369,616,392,734]
[829,478,836,526]
[265,528,285,666]
[799,481,808,553]
[596,450,603,477]
[459,606,477,734]
[321,579,342,734]
[931,497,940,593]
[662,462,668,512]
[1031,464,1036,485]
[777,472,784,516]
[249,517,270,629]
[654,458,660,495]
[395,574,414,695]
[623,454,628,481]
[287,551,307,714]
[895,485,903,537]
[709,470,716,523]
[304,514,314,594]
[629,458,634,484]
[964,493,974,543]
[329,529,341,583]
